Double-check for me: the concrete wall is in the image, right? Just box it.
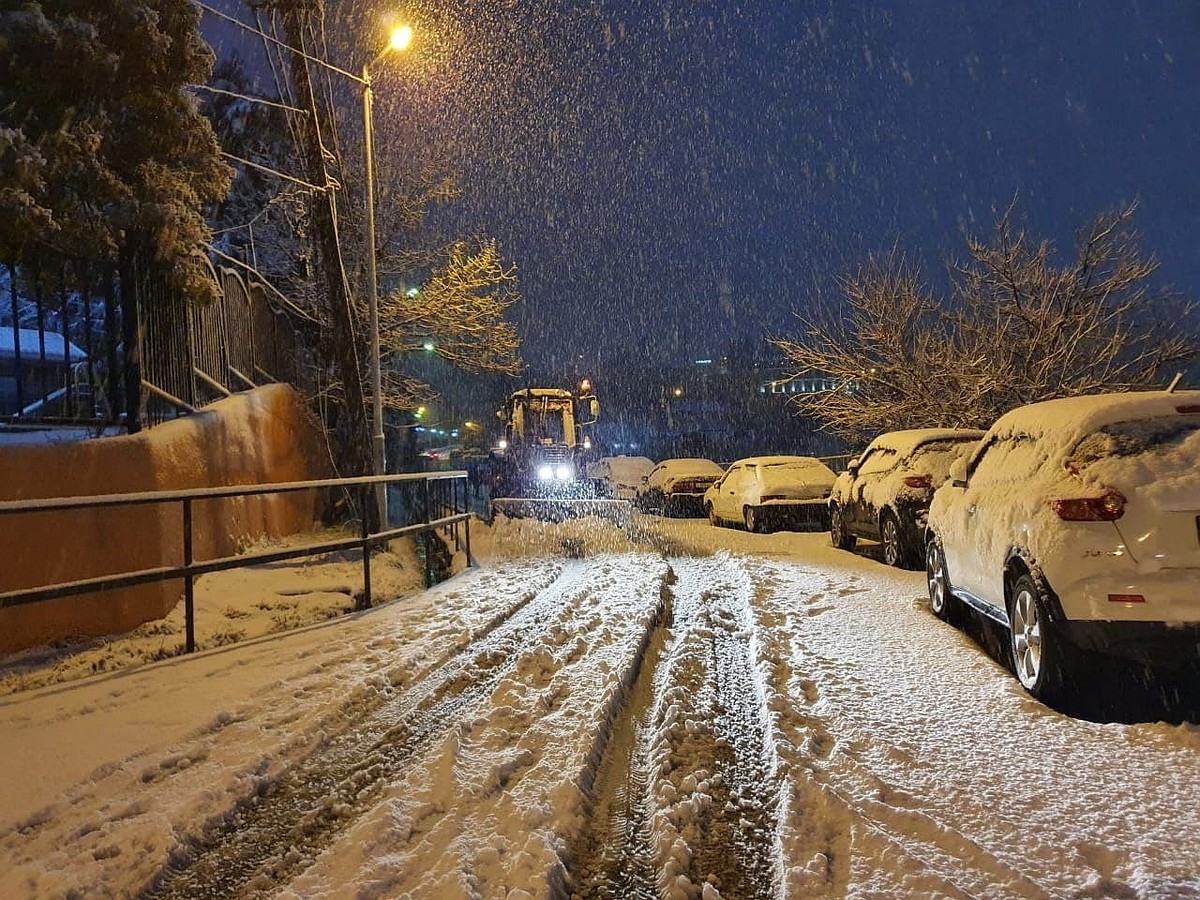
[0,385,330,652]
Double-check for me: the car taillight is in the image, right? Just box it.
[903,475,933,489]
[760,494,787,501]
[1053,491,1125,521]
[1108,593,1145,604]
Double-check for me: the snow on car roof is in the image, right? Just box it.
[655,457,723,473]
[865,428,985,457]
[732,455,830,467]
[990,390,1200,445]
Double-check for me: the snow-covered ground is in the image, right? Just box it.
[0,514,1197,899]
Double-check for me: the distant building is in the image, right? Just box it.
[758,375,861,396]
[0,329,89,417]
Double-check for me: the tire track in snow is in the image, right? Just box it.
[141,561,593,900]
[567,556,782,900]
[745,559,1054,899]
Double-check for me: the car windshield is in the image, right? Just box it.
[1069,415,1200,469]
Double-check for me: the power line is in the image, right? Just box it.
[186,83,308,116]
[220,151,329,193]
[191,0,365,86]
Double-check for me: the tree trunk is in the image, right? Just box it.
[103,263,120,423]
[118,247,143,434]
[279,3,377,525]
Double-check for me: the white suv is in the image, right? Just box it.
[925,390,1200,701]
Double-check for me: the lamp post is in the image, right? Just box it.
[362,23,412,525]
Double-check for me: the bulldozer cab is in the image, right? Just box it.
[503,389,577,449]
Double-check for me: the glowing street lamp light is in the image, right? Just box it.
[363,22,413,524]
[388,24,413,52]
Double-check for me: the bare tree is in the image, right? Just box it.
[773,203,1196,441]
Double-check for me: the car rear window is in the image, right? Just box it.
[907,440,976,478]
[1069,415,1200,469]
[763,461,822,472]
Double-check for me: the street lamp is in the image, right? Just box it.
[362,23,412,525]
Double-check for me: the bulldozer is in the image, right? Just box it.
[488,381,629,523]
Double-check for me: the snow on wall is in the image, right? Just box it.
[0,385,330,652]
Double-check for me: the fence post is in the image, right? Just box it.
[422,476,433,587]
[183,498,195,653]
[465,504,473,568]
[359,484,372,611]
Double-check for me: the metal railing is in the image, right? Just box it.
[0,471,471,653]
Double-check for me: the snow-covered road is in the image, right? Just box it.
[0,515,1197,899]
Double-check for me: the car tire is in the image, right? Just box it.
[830,505,856,550]
[706,503,720,527]
[1009,573,1073,702]
[743,506,759,533]
[880,510,915,568]
[925,536,958,624]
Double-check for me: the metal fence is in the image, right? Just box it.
[2,255,305,430]
[0,471,471,653]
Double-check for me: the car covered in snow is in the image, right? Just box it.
[925,390,1200,701]
[637,457,725,517]
[829,428,984,568]
[704,455,837,533]
[587,455,656,501]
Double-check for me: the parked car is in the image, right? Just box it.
[829,428,984,568]
[637,458,724,516]
[587,455,656,501]
[925,390,1200,701]
[704,455,836,533]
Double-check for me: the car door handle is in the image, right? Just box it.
[967,504,976,516]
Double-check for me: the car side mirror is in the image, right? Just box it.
[640,475,649,485]
[949,458,967,488]
[846,458,860,474]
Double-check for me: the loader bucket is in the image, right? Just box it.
[489,497,633,527]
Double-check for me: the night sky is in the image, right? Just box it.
[206,1,1200,374]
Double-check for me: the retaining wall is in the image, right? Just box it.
[0,384,330,652]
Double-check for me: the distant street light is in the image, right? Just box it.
[362,22,413,524]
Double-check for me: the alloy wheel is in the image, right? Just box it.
[882,515,901,567]
[1010,585,1043,688]
[926,541,949,618]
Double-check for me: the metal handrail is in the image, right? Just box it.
[0,471,471,653]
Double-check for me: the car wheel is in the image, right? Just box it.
[1009,573,1073,701]
[880,510,915,568]
[926,536,957,623]
[830,505,856,550]
[744,506,759,533]
[706,503,720,527]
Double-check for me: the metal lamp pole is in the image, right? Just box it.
[362,62,387,526]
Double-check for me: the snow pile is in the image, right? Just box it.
[481,512,642,560]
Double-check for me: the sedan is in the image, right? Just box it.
[704,455,837,533]
[637,458,725,517]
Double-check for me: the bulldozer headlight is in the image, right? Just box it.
[555,464,573,481]
[537,464,555,481]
